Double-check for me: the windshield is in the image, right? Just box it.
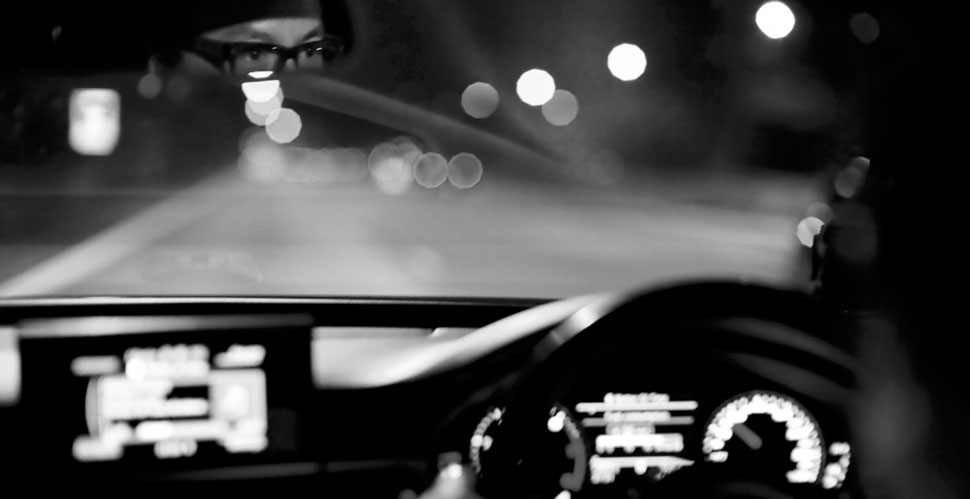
[0,0,870,298]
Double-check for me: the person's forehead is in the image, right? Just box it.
[203,16,324,45]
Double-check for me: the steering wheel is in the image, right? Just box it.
[471,282,858,499]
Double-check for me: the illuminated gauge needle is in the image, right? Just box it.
[733,423,764,450]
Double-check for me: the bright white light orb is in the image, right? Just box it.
[607,43,647,81]
[756,1,796,40]
[241,80,281,102]
[516,69,556,106]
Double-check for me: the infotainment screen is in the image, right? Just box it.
[16,316,313,478]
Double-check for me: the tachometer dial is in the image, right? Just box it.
[470,405,587,499]
[702,391,825,485]
[469,406,504,476]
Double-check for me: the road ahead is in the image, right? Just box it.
[0,166,813,299]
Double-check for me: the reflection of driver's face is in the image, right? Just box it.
[183,16,326,75]
[209,17,324,70]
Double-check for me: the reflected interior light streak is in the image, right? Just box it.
[0,328,19,406]
[850,13,880,45]
[412,152,449,188]
[542,89,579,126]
[241,80,281,102]
[447,153,483,189]
[248,70,275,79]
[137,73,163,99]
[265,108,303,144]
[69,88,121,156]
[607,44,647,81]
[796,217,825,248]
[461,82,500,119]
[516,69,556,106]
[756,1,796,39]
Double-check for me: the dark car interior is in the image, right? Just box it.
[1,1,965,499]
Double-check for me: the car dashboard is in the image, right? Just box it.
[0,282,860,498]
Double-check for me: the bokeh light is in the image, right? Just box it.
[279,147,323,184]
[247,88,284,117]
[834,156,870,198]
[238,126,266,155]
[238,128,285,182]
[369,141,421,195]
[850,13,880,45]
[607,44,647,81]
[516,69,556,106]
[245,101,269,126]
[541,90,579,126]
[68,88,121,156]
[448,153,484,189]
[830,201,878,263]
[322,147,369,183]
[241,80,281,102]
[137,73,163,99]
[461,82,500,119]
[265,108,303,144]
[806,202,834,223]
[412,153,449,188]
[756,1,796,40]
[796,217,825,248]
[166,75,192,101]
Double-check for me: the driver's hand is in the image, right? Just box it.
[401,454,483,499]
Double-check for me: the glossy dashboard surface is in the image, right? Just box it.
[0,283,859,498]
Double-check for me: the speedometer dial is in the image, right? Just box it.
[703,391,825,485]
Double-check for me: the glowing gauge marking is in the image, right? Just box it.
[469,407,504,474]
[703,391,825,485]
[554,406,587,492]
[470,405,588,495]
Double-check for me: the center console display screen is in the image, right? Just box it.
[17,317,312,476]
